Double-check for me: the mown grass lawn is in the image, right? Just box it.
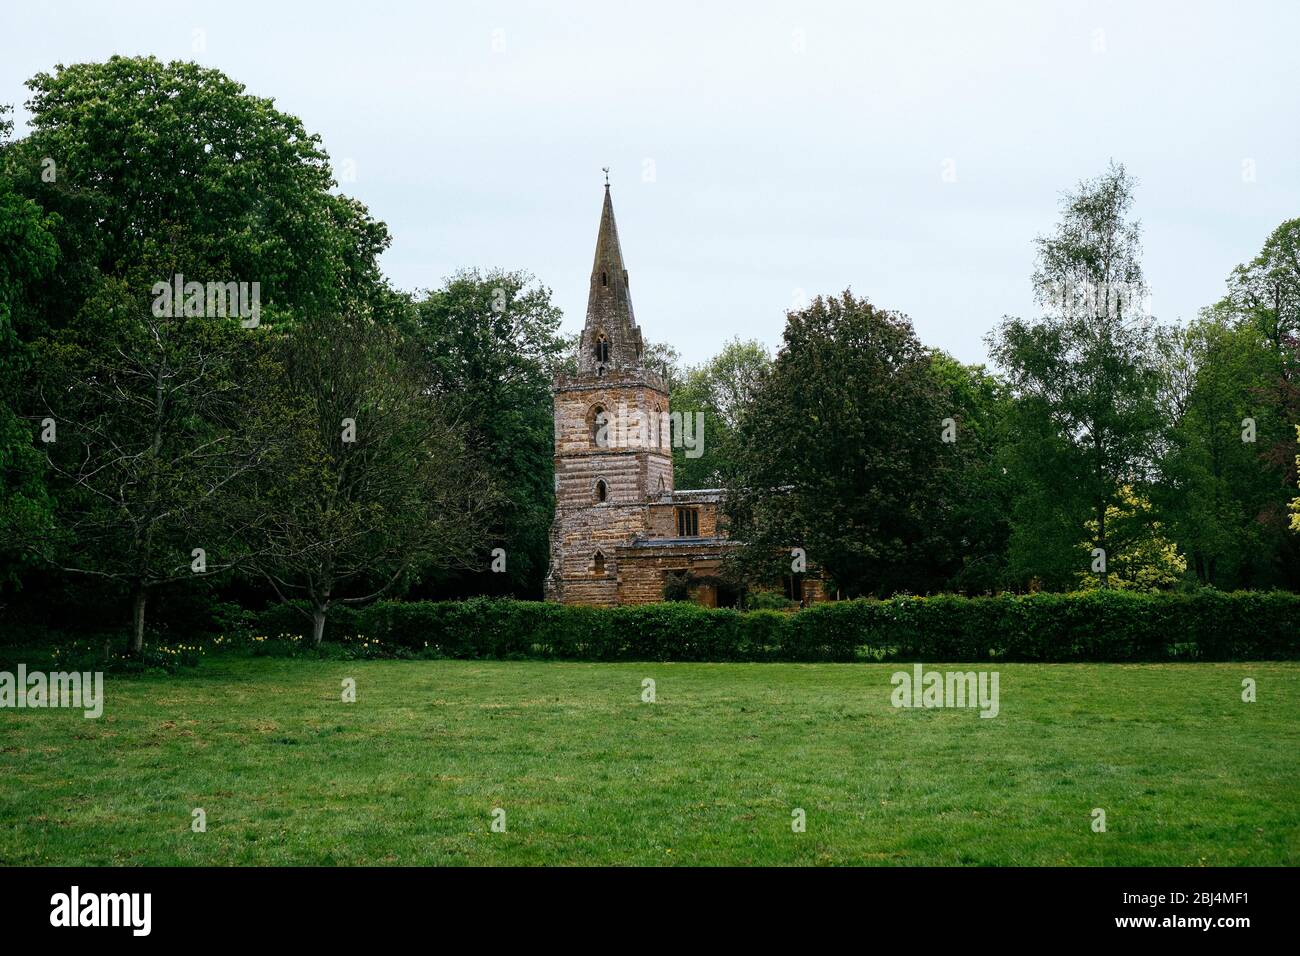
[1,658,1296,865]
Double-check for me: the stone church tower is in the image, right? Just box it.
[544,183,731,606]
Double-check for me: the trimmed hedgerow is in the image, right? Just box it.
[245,590,1300,663]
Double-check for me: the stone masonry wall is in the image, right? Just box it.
[546,367,673,605]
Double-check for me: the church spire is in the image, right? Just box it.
[579,178,643,374]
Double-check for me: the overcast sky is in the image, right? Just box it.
[5,1,1298,366]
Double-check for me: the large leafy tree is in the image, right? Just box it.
[1154,312,1285,586]
[403,270,567,598]
[243,311,495,644]
[36,257,264,653]
[724,291,954,597]
[1227,220,1300,542]
[1227,219,1300,354]
[1166,218,1300,587]
[0,107,59,589]
[6,56,388,330]
[671,338,770,491]
[2,57,392,643]
[988,163,1167,590]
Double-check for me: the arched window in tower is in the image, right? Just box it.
[594,333,610,364]
[595,479,607,502]
[592,551,606,575]
[591,405,607,447]
[600,271,608,287]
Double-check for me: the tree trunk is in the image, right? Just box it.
[311,605,327,647]
[1096,503,1109,589]
[129,585,148,656]
[1093,421,1109,589]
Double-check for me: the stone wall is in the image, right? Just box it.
[614,547,730,605]
[546,366,673,605]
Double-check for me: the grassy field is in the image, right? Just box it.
[1,657,1297,865]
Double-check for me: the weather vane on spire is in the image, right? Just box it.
[602,166,610,187]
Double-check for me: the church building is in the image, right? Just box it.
[543,183,737,607]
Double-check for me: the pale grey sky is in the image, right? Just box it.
[5,1,1298,365]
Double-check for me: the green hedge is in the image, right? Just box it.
[246,590,1300,662]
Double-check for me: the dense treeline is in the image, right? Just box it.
[0,57,552,648]
[0,57,1297,653]
[722,165,1299,598]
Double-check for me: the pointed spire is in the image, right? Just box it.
[579,179,643,374]
[589,184,632,319]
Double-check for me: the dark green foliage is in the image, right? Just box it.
[246,591,1300,663]
[0,109,59,585]
[928,352,1017,592]
[9,56,387,326]
[240,309,496,647]
[1154,314,1293,587]
[0,57,392,649]
[725,291,956,597]
[403,269,568,598]
[1190,217,1300,587]
[32,265,266,653]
